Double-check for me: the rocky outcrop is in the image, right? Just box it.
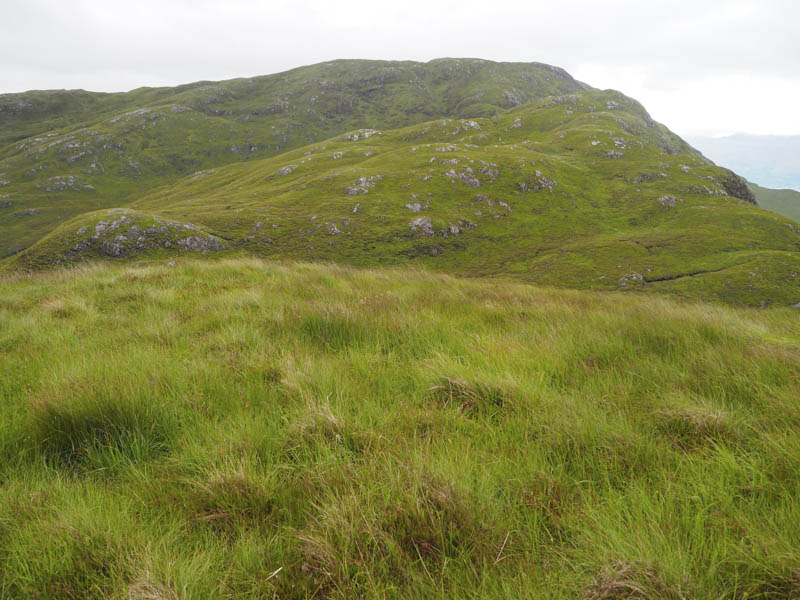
[56,210,227,262]
[719,171,757,205]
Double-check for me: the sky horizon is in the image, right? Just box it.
[2,0,798,139]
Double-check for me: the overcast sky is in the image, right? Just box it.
[1,0,798,137]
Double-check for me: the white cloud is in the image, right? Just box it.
[1,0,797,135]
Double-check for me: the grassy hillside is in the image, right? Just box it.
[9,88,798,307]
[750,183,800,223]
[0,58,588,256]
[1,258,799,598]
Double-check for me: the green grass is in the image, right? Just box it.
[8,89,798,307]
[1,257,800,598]
[750,183,800,223]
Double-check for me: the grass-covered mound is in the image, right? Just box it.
[5,208,226,270]
[1,258,799,598]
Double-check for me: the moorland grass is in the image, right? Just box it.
[1,258,799,598]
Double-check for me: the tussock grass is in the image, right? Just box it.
[0,258,799,598]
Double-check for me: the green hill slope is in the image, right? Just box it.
[11,88,797,306]
[1,259,799,598]
[750,183,800,223]
[0,58,588,256]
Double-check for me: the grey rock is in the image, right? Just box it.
[346,129,379,141]
[479,166,499,181]
[405,203,422,213]
[71,240,91,253]
[444,168,480,188]
[276,165,298,176]
[176,236,225,252]
[409,217,434,236]
[657,195,678,209]
[719,172,757,205]
[37,175,94,192]
[101,235,129,256]
[354,175,382,187]
[344,186,368,196]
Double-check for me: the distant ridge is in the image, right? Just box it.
[0,58,590,256]
[688,133,800,191]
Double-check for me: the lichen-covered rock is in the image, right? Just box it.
[518,171,556,192]
[409,217,434,236]
[657,195,679,209]
[633,173,668,184]
[176,236,225,252]
[36,175,94,192]
[276,165,297,176]
[344,186,368,196]
[346,129,380,141]
[444,168,480,188]
[354,175,382,187]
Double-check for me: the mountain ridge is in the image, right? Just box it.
[0,58,591,256]
[7,88,796,307]
[2,58,797,306]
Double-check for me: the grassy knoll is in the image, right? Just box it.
[1,258,799,598]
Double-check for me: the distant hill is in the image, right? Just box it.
[0,58,588,256]
[8,87,799,307]
[2,58,799,306]
[749,183,800,223]
[687,133,800,191]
